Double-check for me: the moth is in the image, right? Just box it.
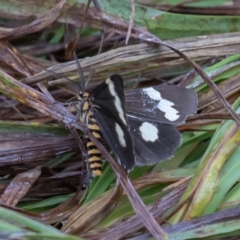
[74,59,197,176]
[77,74,135,176]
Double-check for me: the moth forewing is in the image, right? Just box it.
[125,85,197,125]
[90,74,136,171]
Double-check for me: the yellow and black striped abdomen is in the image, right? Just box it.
[87,111,102,176]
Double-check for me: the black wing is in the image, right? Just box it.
[126,85,197,125]
[126,84,197,165]
[128,117,181,165]
[90,74,135,171]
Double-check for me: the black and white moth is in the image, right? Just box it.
[76,70,197,176]
[77,75,135,176]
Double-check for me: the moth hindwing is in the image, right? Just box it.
[78,74,135,175]
[125,84,198,165]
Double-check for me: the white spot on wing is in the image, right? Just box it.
[143,87,162,100]
[106,78,127,125]
[140,122,158,142]
[157,99,179,121]
[115,123,126,147]
[142,87,180,121]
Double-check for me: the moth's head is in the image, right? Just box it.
[77,91,89,101]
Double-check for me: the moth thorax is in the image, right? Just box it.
[82,100,90,112]
[79,92,91,123]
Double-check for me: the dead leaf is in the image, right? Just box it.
[1,167,41,206]
[0,0,66,40]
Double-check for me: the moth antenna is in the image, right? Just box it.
[45,69,82,92]
[73,52,85,93]
[85,68,95,88]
